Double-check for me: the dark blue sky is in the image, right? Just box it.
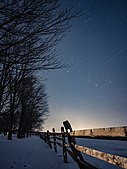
[44,0,127,131]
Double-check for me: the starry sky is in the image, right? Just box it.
[44,0,127,132]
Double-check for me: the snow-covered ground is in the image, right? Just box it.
[0,134,127,169]
[76,138,127,169]
[76,138,127,157]
[0,134,78,169]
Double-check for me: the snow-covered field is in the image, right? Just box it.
[0,134,127,169]
[76,138,127,169]
[76,138,127,157]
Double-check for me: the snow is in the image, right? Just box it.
[76,138,127,169]
[76,138,127,157]
[0,134,78,169]
[0,134,127,169]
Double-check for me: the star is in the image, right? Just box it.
[95,83,99,87]
[80,59,84,63]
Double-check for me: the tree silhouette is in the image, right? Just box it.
[0,0,78,139]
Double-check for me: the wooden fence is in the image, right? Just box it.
[40,120,127,169]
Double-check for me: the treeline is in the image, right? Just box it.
[0,0,78,139]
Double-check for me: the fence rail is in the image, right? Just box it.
[40,120,127,169]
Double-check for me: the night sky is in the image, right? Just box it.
[44,0,127,131]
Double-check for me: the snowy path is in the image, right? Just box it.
[0,135,78,169]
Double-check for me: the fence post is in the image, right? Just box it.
[61,126,68,163]
[52,128,57,153]
[63,120,97,169]
[47,130,52,149]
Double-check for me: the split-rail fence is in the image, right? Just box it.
[40,120,127,169]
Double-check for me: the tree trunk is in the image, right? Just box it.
[7,110,13,140]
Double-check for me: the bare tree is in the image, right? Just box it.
[0,0,79,139]
[17,74,48,139]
